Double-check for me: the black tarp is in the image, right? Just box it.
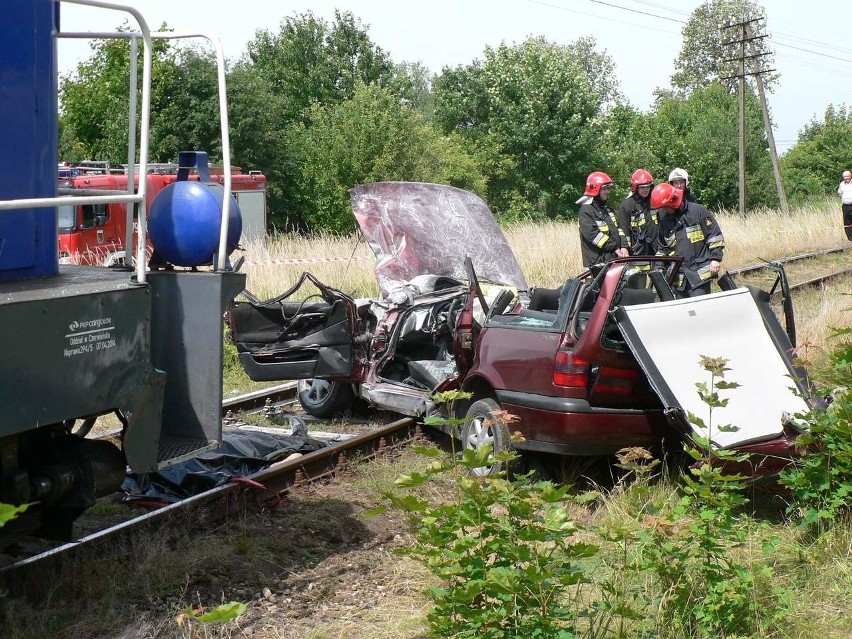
[123,422,327,503]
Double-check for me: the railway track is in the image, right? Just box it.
[0,409,420,578]
[3,245,848,579]
[727,244,852,292]
[222,381,300,414]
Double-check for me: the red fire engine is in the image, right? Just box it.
[57,162,267,266]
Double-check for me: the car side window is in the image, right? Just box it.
[81,203,108,229]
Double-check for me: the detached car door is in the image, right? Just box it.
[227,272,360,382]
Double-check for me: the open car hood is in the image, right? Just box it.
[350,182,529,297]
[615,287,810,449]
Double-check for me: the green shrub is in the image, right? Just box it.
[383,392,600,639]
[637,356,783,637]
[781,325,852,533]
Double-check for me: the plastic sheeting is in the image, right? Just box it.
[122,425,328,503]
[350,182,529,297]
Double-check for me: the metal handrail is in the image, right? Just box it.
[62,30,235,272]
[0,0,153,281]
[0,0,235,282]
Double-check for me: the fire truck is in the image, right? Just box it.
[57,163,267,266]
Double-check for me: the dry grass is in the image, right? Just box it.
[789,280,852,373]
[239,199,848,297]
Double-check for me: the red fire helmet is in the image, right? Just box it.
[630,168,654,190]
[650,182,683,210]
[584,171,613,197]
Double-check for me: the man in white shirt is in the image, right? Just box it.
[837,170,852,241]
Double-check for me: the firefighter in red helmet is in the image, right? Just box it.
[577,171,628,268]
[616,168,658,257]
[651,182,725,297]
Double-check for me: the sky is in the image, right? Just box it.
[57,0,852,155]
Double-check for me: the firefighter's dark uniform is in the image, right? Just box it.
[656,201,725,296]
[578,198,628,268]
[616,192,658,257]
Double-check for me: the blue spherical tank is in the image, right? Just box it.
[148,181,242,267]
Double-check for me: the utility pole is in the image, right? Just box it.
[745,22,789,214]
[722,17,787,214]
[738,22,746,216]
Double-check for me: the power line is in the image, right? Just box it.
[772,31,852,57]
[527,0,681,35]
[576,0,686,23]
[772,40,852,65]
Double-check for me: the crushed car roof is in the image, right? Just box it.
[350,182,529,297]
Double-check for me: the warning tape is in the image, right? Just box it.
[242,255,372,266]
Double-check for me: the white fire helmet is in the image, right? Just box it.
[668,167,689,187]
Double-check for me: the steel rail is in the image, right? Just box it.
[0,417,419,578]
[222,381,299,414]
[788,266,852,292]
[726,245,850,277]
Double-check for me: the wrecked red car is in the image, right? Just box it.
[227,182,818,476]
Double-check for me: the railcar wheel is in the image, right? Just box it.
[462,398,512,477]
[297,379,355,418]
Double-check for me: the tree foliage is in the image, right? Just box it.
[245,10,397,125]
[58,7,846,234]
[59,23,177,163]
[594,104,658,204]
[647,84,775,209]
[671,0,776,96]
[433,37,618,220]
[286,83,485,232]
[781,104,852,202]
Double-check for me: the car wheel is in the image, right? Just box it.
[297,379,355,418]
[462,398,511,477]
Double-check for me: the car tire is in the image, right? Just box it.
[297,379,355,418]
[462,398,512,477]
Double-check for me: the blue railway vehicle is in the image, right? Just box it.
[0,0,244,542]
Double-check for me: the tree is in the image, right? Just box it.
[59,23,178,163]
[226,61,291,220]
[147,47,226,162]
[389,61,435,116]
[671,0,776,96]
[647,84,775,209]
[244,10,397,125]
[781,104,852,202]
[593,104,659,204]
[433,36,619,219]
[285,83,485,233]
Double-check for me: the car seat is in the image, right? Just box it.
[528,286,561,312]
[618,287,656,306]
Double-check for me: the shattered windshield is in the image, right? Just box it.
[350,182,529,297]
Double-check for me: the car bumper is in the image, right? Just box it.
[495,389,676,455]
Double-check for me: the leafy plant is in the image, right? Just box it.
[638,356,782,637]
[592,448,662,639]
[384,396,599,639]
[781,324,852,532]
[0,502,29,529]
[176,600,248,636]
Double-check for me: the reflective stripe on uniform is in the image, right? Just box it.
[706,233,724,249]
[685,224,703,243]
[594,220,610,248]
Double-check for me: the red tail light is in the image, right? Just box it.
[553,351,589,388]
[592,366,638,395]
